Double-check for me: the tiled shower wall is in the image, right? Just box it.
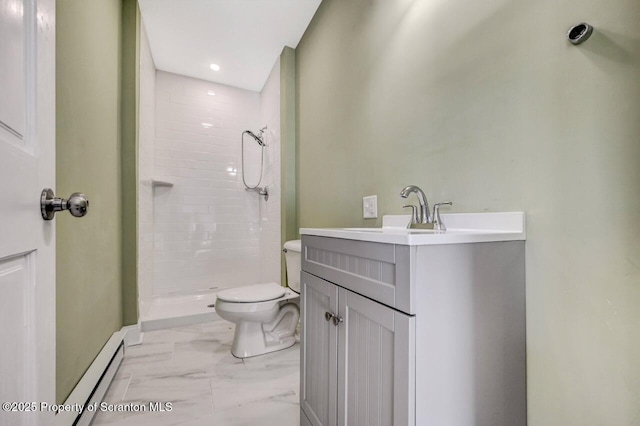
[258,60,282,285]
[149,66,281,297]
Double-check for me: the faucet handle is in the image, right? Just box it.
[402,205,419,226]
[432,202,453,231]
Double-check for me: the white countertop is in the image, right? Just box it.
[300,212,526,245]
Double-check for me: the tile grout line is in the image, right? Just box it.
[209,377,216,415]
[121,372,134,401]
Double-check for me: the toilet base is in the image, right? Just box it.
[231,333,297,359]
[229,303,299,358]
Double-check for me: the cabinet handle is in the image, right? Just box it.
[332,315,344,326]
[325,312,334,322]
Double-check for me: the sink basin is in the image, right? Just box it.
[342,227,439,234]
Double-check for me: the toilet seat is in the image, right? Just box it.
[215,287,298,314]
[216,282,285,303]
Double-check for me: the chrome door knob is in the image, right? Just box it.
[41,188,89,220]
[67,193,89,217]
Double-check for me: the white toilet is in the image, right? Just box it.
[215,240,302,358]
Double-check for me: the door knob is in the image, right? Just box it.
[325,312,335,322]
[332,315,344,326]
[41,188,89,220]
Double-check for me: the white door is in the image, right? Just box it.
[0,0,56,425]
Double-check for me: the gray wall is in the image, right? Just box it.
[296,0,640,423]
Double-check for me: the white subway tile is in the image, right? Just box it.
[142,70,280,297]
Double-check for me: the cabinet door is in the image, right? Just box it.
[337,288,415,426]
[301,271,339,426]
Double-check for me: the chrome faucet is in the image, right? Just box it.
[400,185,431,224]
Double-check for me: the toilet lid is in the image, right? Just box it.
[283,240,301,253]
[216,282,286,303]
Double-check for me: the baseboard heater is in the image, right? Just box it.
[56,331,126,426]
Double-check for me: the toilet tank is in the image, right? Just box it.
[283,240,302,293]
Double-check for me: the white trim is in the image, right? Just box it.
[55,330,126,426]
[74,348,123,426]
[141,311,220,332]
[122,323,144,347]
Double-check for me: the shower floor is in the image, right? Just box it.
[140,290,219,332]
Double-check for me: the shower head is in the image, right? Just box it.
[244,130,265,146]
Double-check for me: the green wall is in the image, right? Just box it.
[56,0,138,403]
[296,0,640,424]
[121,0,139,326]
[280,46,298,285]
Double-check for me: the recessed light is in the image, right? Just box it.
[210,63,220,71]
[207,90,216,96]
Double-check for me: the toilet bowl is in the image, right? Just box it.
[215,240,302,358]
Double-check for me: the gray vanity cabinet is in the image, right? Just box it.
[300,271,338,426]
[337,285,414,426]
[300,233,527,426]
[301,271,415,426]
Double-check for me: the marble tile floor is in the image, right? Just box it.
[93,321,300,426]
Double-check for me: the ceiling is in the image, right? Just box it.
[138,0,321,92]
